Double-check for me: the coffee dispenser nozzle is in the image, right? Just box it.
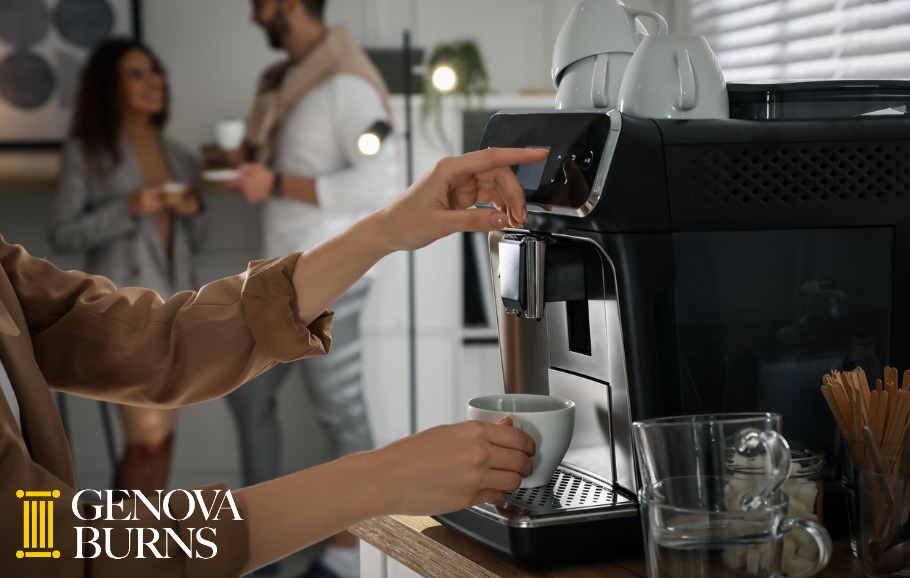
[499,234,547,320]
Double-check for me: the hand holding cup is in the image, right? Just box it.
[467,393,575,488]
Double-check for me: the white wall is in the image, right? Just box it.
[142,0,673,151]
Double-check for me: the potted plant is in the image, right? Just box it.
[421,40,489,153]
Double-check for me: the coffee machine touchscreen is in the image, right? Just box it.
[479,111,612,209]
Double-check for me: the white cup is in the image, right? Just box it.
[161,182,188,206]
[617,34,729,119]
[556,52,638,109]
[214,119,246,151]
[553,0,668,110]
[467,393,575,488]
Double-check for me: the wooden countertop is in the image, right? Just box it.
[350,514,867,577]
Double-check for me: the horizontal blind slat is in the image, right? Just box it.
[691,0,910,83]
[696,0,847,35]
[723,50,910,81]
[690,0,804,21]
[715,25,910,69]
[696,0,910,41]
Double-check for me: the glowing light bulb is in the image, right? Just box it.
[357,132,382,156]
[431,65,457,93]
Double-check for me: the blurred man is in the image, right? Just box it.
[226,1,400,576]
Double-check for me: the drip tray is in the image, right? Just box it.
[434,465,642,565]
[497,465,629,516]
[468,464,637,528]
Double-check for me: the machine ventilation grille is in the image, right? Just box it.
[498,466,628,514]
[677,142,910,207]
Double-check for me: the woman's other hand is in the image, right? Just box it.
[128,186,164,216]
[374,417,535,515]
[375,147,548,253]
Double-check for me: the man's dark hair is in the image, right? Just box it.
[301,0,325,20]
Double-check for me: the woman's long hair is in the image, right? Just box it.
[70,37,170,177]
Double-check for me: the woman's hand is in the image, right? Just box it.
[374,147,548,253]
[169,189,202,216]
[374,418,535,515]
[228,163,274,204]
[128,186,164,216]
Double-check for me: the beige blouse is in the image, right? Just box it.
[0,235,333,577]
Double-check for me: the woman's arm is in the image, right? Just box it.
[290,147,545,324]
[236,418,534,573]
[235,147,545,572]
[49,141,142,253]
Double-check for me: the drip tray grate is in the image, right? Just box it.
[494,465,634,516]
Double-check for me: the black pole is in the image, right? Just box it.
[403,30,417,436]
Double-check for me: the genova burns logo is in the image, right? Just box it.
[14,488,242,560]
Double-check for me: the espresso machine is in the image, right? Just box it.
[435,90,910,563]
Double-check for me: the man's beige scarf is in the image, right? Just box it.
[246,25,392,164]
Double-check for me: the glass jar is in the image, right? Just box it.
[728,447,827,520]
[784,448,827,523]
[728,447,827,575]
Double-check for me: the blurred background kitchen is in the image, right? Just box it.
[0,0,907,515]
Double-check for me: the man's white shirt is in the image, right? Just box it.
[264,73,401,273]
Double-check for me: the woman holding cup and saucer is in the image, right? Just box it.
[50,37,204,497]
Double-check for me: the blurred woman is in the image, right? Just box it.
[50,37,203,494]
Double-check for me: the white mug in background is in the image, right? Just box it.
[214,119,246,151]
[553,0,668,110]
[556,53,636,110]
[617,35,729,120]
[467,393,575,488]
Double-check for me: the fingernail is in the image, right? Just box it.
[491,212,507,228]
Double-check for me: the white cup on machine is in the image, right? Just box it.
[617,35,729,119]
[467,393,575,488]
[552,0,668,110]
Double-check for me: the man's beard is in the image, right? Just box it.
[266,10,289,49]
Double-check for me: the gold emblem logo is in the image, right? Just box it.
[15,490,61,559]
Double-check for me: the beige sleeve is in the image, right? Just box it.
[2,241,332,407]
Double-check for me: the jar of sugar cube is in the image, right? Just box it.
[785,448,827,520]
[727,447,827,576]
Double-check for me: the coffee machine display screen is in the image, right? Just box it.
[515,146,550,190]
[479,112,612,209]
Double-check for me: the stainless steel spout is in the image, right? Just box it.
[499,234,547,320]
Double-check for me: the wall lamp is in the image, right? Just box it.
[430,64,458,93]
[356,120,391,156]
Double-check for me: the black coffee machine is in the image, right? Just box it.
[435,82,910,565]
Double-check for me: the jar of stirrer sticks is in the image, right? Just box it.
[821,366,910,557]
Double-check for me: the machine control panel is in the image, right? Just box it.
[478,110,615,212]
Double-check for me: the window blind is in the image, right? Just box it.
[689,0,910,81]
